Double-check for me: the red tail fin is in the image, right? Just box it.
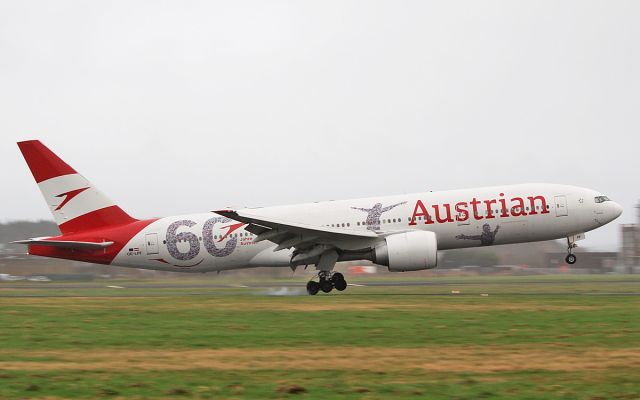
[17,140,137,234]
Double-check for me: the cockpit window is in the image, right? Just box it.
[594,196,611,203]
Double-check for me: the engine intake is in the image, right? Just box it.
[374,231,437,272]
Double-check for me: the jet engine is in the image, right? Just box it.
[374,231,437,271]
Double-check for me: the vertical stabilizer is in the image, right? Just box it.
[17,140,137,234]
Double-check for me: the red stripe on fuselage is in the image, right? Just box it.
[29,218,158,265]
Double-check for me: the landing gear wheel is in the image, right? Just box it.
[331,273,347,291]
[320,279,334,293]
[565,254,577,265]
[334,279,347,291]
[306,281,320,296]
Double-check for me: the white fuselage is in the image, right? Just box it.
[112,183,622,273]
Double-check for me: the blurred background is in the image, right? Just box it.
[1,1,639,281]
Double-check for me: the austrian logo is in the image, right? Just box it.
[54,187,90,211]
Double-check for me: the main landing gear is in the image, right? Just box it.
[565,238,578,265]
[306,272,347,295]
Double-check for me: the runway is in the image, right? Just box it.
[2,278,640,289]
[2,278,640,297]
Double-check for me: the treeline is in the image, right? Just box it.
[0,220,60,251]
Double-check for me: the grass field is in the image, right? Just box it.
[1,275,640,399]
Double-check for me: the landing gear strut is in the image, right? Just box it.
[565,238,577,265]
[306,271,347,295]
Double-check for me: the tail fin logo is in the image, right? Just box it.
[54,187,90,211]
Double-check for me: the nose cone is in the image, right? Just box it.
[608,201,623,221]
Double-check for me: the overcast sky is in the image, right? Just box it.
[1,1,638,251]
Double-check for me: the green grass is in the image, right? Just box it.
[1,275,640,399]
[1,369,639,399]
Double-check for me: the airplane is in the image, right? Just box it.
[13,140,623,295]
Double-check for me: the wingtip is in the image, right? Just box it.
[213,209,237,214]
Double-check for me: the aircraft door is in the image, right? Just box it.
[146,233,159,255]
[554,195,568,217]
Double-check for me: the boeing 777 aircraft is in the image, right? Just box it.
[14,140,623,295]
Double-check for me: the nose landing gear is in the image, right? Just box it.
[306,271,347,295]
[565,238,578,265]
[565,253,577,265]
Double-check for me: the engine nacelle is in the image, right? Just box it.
[374,231,438,272]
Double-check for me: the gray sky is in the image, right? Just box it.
[1,1,638,251]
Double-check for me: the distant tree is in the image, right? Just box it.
[0,221,60,251]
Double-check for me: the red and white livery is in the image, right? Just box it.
[15,140,623,295]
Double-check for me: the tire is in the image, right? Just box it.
[306,281,320,295]
[565,254,577,265]
[331,272,345,283]
[320,279,333,293]
[334,278,347,291]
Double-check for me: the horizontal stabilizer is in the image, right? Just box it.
[12,238,114,250]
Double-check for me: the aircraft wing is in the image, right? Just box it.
[214,209,381,267]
